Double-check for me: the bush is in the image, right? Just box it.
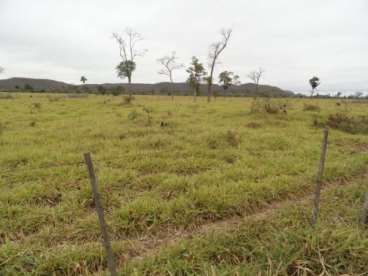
[127,110,139,120]
[303,104,321,112]
[24,84,34,91]
[246,122,262,129]
[226,130,241,148]
[0,94,14,100]
[121,96,135,105]
[314,113,368,134]
[326,113,368,134]
[250,98,288,114]
[207,130,241,149]
[32,103,41,110]
[66,94,88,99]
[47,96,62,102]
[111,90,120,96]
[0,122,4,135]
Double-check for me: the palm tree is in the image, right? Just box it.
[80,76,88,84]
[309,76,320,97]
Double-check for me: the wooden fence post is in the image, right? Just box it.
[84,153,118,276]
[311,127,329,226]
[362,192,368,225]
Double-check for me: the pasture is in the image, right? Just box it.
[0,94,367,275]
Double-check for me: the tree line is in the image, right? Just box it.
[77,28,274,101]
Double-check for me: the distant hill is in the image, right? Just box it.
[0,77,294,97]
[0,77,73,91]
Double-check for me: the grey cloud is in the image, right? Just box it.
[0,0,367,93]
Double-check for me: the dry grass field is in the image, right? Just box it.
[0,93,367,275]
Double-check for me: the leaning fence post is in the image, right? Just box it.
[84,153,118,276]
[361,192,368,225]
[311,127,329,226]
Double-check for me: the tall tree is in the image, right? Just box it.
[248,68,265,94]
[219,71,240,90]
[157,52,183,101]
[187,57,206,102]
[309,76,320,97]
[116,61,136,83]
[80,76,87,84]
[207,29,232,102]
[112,28,146,99]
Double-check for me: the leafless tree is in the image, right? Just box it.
[0,66,4,74]
[157,52,183,101]
[112,28,147,98]
[248,68,265,94]
[207,28,232,102]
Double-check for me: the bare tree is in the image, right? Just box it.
[0,66,4,74]
[248,68,265,94]
[207,28,232,102]
[112,28,147,99]
[157,52,183,101]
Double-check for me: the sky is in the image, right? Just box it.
[0,0,367,94]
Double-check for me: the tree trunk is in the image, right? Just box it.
[207,84,212,103]
[171,82,174,101]
[128,75,132,100]
[207,68,214,103]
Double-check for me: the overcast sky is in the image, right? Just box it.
[0,0,367,93]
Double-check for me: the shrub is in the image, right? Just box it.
[121,96,134,105]
[250,98,287,114]
[314,113,368,134]
[47,96,62,102]
[326,113,368,134]
[32,103,41,109]
[24,83,34,91]
[0,93,14,100]
[142,106,153,125]
[226,130,241,148]
[66,94,88,99]
[303,104,321,112]
[246,122,262,129]
[207,130,241,149]
[127,110,139,120]
[111,86,124,96]
[0,122,4,135]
